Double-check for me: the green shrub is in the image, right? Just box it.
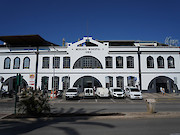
[18,90,50,116]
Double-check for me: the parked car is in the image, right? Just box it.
[65,88,79,100]
[125,87,143,100]
[84,88,96,98]
[109,87,125,98]
[96,87,109,98]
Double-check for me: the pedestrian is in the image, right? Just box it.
[160,87,164,95]
[162,88,166,96]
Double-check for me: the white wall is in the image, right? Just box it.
[0,37,179,92]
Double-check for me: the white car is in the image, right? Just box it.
[66,88,79,100]
[96,87,109,98]
[125,87,143,100]
[84,88,95,97]
[109,87,125,98]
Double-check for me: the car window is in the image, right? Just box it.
[114,89,122,92]
[86,89,90,93]
[67,89,77,92]
[130,88,140,92]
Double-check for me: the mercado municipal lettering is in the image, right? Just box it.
[0,35,179,93]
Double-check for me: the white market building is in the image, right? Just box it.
[0,35,179,93]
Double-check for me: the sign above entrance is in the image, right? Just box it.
[67,37,108,48]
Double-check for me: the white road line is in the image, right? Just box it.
[126,98,134,103]
[59,99,63,102]
[110,98,116,103]
[95,99,97,103]
[78,100,81,103]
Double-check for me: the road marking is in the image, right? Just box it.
[59,99,63,102]
[110,98,116,103]
[126,98,134,103]
[95,99,97,103]
[78,100,81,103]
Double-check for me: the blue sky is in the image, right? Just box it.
[0,0,179,45]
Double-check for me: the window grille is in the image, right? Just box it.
[42,57,49,68]
[14,57,20,69]
[127,56,134,68]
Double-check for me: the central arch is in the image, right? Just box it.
[73,56,103,69]
[73,76,102,91]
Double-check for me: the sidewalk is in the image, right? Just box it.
[143,93,180,99]
[0,97,14,102]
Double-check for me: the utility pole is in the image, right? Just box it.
[138,47,142,91]
[15,73,22,114]
[35,47,39,91]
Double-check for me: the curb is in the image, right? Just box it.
[1,112,180,121]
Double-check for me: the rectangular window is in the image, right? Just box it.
[63,57,70,68]
[42,57,49,68]
[53,57,60,68]
[106,57,112,68]
[116,57,123,68]
[127,57,134,68]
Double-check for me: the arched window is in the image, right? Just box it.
[147,56,154,68]
[167,56,175,68]
[13,57,20,69]
[157,56,164,68]
[127,76,137,87]
[23,57,30,69]
[127,56,134,68]
[41,76,49,90]
[62,76,70,90]
[73,56,102,69]
[116,56,123,68]
[105,76,113,88]
[105,56,112,68]
[116,76,124,89]
[4,57,11,69]
[52,76,59,90]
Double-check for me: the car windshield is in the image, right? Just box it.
[130,88,140,92]
[67,89,77,92]
[86,89,90,93]
[114,89,122,92]
[86,89,93,93]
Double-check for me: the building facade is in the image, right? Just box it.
[0,35,179,93]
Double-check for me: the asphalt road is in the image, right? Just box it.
[0,117,180,135]
[1,98,180,116]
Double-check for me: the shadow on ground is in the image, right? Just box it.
[0,108,115,135]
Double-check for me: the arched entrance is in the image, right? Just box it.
[148,76,178,93]
[73,76,102,92]
[3,76,28,93]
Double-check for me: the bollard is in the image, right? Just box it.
[146,99,156,113]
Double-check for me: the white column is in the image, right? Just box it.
[113,56,116,69]
[49,76,52,91]
[59,76,62,90]
[124,76,127,87]
[113,76,116,87]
